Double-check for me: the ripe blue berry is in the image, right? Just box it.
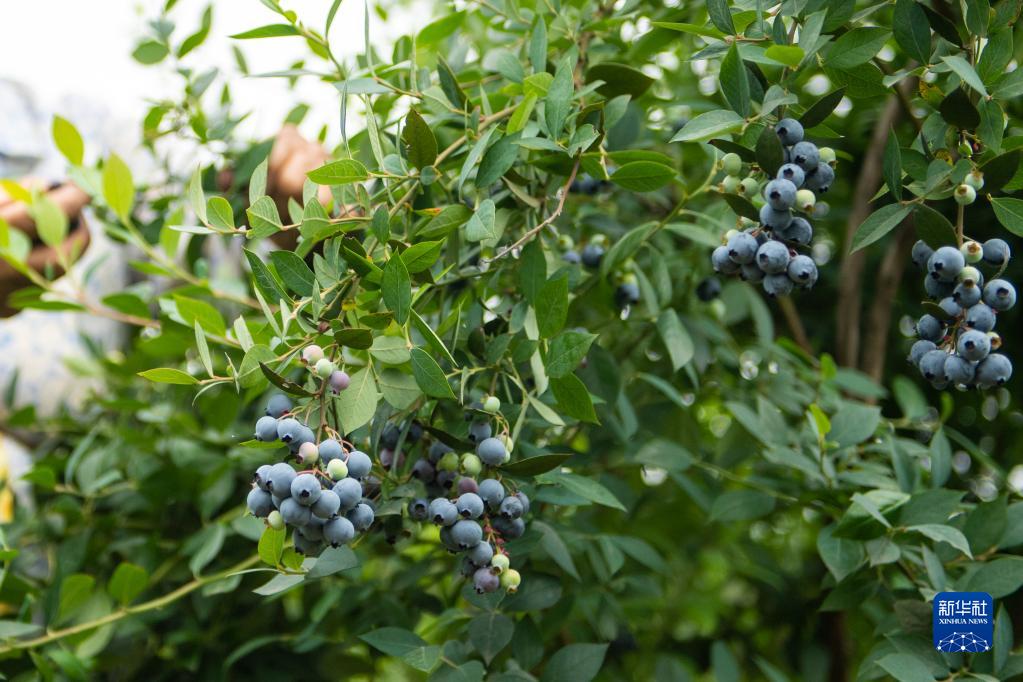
[965,303,997,332]
[514,492,531,515]
[975,353,1013,388]
[266,394,292,418]
[908,340,936,365]
[953,282,982,307]
[957,329,991,362]
[581,243,605,268]
[451,519,483,549]
[312,489,341,519]
[740,263,765,283]
[929,247,966,282]
[478,479,505,510]
[411,458,436,483]
[254,464,273,491]
[756,241,791,275]
[477,437,508,466]
[759,205,793,231]
[247,488,273,517]
[937,297,962,319]
[944,355,976,385]
[346,503,375,531]
[762,273,794,298]
[775,118,804,145]
[468,421,493,443]
[787,255,818,287]
[280,497,312,526]
[333,478,363,511]
[983,279,1016,311]
[428,441,453,463]
[291,473,322,506]
[456,492,485,519]
[255,416,279,442]
[473,567,500,594]
[803,163,835,193]
[345,451,372,479]
[712,245,741,274]
[492,516,526,539]
[791,141,820,171]
[727,232,759,265]
[323,516,356,547]
[919,350,949,381]
[911,240,934,269]
[499,495,524,519]
[467,541,495,567]
[409,498,429,521]
[982,238,1011,266]
[288,425,316,453]
[293,531,322,556]
[777,216,812,245]
[916,315,944,342]
[276,417,302,443]
[429,498,458,526]
[764,179,798,210]
[267,462,296,498]
[924,275,954,300]
[298,517,325,542]
[777,163,805,187]
[318,439,344,462]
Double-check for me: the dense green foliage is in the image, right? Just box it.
[3,0,1023,680]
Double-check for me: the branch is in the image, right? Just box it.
[860,219,916,382]
[777,295,812,354]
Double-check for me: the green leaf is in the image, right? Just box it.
[174,295,226,337]
[138,368,198,385]
[306,159,369,185]
[29,195,69,248]
[252,573,304,596]
[850,204,912,252]
[942,55,989,97]
[194,321,213,377]
[980,149,1020,193]
[132,40,169,64]
[411,310,457,367]
[540,643,609,682]
[502,453,571,477]
[883,129,902,200]
[206,196,235,230]
[402,109,438,170]
[401,241,443,274]
[107,563,148,605]
[244,248,291,305]
[469,613,515,664]
[257,527,285,566]
[706,0,736,34]
[542,471,626,511]
[826,27,891,68]
[381,253,412,325]
[245,195,283,238]
[584,62,655,99]
[269,250,315,296]
[913,204,956,249]
[545,58,574,139]
[476,132,521,189]
[799,88,846,128]
[465,199,498,242]
[416,11,466,45]
[892,0,932,65]
[361,627,428,657]
[437,57,468,109]
[58,574,95,621]
[230,24,301,39]
[418,204,471,239]
[536,276,569,338]
[550,374,599,424]
[939,87,980,130]
[102,153,134,223]
[610,161,676,192]
[763,44,804,67]
[876,654,935,682]
[755,125,785,178]
[710,490,776,521]
[964,557,1023,597]
[907,524,972,557]
[410,347,455,399]
[306,546,358,578]
[990,197,1023,237]
[52,115,84,165]
[722,193,760,222]
[334,367,380,432]
[656,309,694,371]
[545,331,597,378]
[650,21,725,39]
[671,110,744,142]
[817,525,865,582]
[719,43,750,117]
[964,0,990,37]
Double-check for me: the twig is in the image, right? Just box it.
[777,295,812,354]
[861,220,916,383]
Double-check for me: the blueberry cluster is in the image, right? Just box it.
[711,118,836,297]
[405,397,524,594]
[247,395,376,555]
[909,237,1015,389]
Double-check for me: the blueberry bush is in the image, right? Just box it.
[3,0,1023,679]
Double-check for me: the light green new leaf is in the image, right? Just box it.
[102,153,134,223]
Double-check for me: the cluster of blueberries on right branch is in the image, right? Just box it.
[909,234,1015,389]
[711,118,834,297]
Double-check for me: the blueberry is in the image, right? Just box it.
[563,250,582,264]
[346,503,375,531]
[615,281,640,307]
[318,439,344,462]
[958,266,982,287]
[739,177,760,197]
[293,530,323,556]
[429,498,458,526]
[499,495,524,519]
[456,492,485,519]
[477,437,508,466]
[803,163,834,193]
[777,217,812,245]
[312,489,341,519]
[961,240,983,263]
[813,202,830,218]
[461,453,483,477]
[721,152,743,176]
[740,263,765,283]
[468,421,493,443]
[439,525,460,553]
[965,303,997,332]
[975,353,1013,388]
[379,448,405,469]
[280,497,312,526]
[915,315,944,342]
[428,441,454,463]
[500,568,522,593]
[775,118,804,145]
[712,245,741,274]
[467,541,495,567]
[411,458,436,483]
[302,344,324,365]
[944,355,976,385]
[333,478,363,511]
[777,163,805,187]
[291,473,322,507]
[928,247,966,282]
[247,488,273,517]
[953,282,982,307]
[764,178,798,210]
[937,297,961,319]
[254,464,273,491]
[919,349,949,381]
[276,417,301,443]
[791,141,820,171]
[271,493,285,509]
[436,470,458,489]
[726,231,759,265]
[983,279,1016,311]
[696,277,722,301]
[323,516,356,547]
[328,370,351,393]
[581,243,605,268]
[457,476,480,494]
[756,240,791,275]
[514,492,530,515]
[267,462,296,498]
[957,329,991,362]
[925,275,954,300]
[908,340,936,366]
[492,516,526,539]
[255,416,279,442]
[380,424,400,450]
[787,255,818,288]
[409,498,429,521]
[954,184,977,205]
[345,451,373,479]
[299,516,325,541]
[288,426,315,454]
[473,567,500,594]
[759,205,793,231]
[266,394,292,418]
[451,519,483,549]
[763,273,794,298]
[982,238,1011,267]
[478,479,505,510]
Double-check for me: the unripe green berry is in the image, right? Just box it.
[590,234,608,247]
[720,175,741,193]
[964,170,984,190]
[327,458,349,480]
[557,234,575,250]
[299,441,319,465]
[302,344,324,365]
[724,228,739,242]
[461,453,483,476]
[961,240,983,263]
[483,396,501,413]
[500,568,521,592]
[721,152,743,176]
[267,510,284,530]
[958,141,973,157]
[500,434,514,453]
[490,553,510,574]
[988,331,1002,350]
[438,452,461,472]
[795,189,816,213]
[818,147,836,165]
[955,183,977,205]
[315,358,335,378]
[959,266,982,286]
[739,177,759,197]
